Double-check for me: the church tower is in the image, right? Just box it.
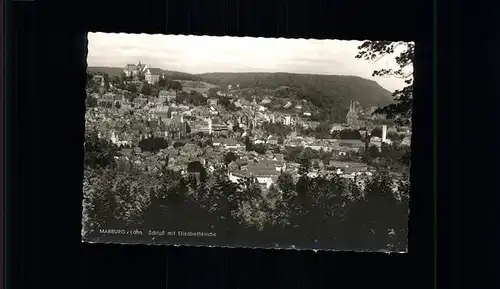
[346,100,359,128]
[251,97,258,130]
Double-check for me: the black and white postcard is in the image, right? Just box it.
[83,32,413,252]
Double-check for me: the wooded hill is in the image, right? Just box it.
[199,72,393,108]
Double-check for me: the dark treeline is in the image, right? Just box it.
[138,136,169,152]
[176,90,207,106]
[284,146,335,164]
[297,125,363,140]
[262,122,292,138]
[82,134,409,251]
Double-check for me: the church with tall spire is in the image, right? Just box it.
[346,100,360,128]
[123,60,147,77]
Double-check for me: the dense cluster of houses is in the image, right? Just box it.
[86,73,412,192]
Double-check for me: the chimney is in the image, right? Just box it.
[382,125,387,143]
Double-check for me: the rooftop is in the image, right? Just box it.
[147,68,163,75]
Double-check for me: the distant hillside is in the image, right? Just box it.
[175,80,218,94]
[87,66,124,77]
[198,72,393,108]
[163,70,201,81]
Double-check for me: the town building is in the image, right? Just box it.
[401,135,412,146]
[98,92,115,106]
[163,115,188,139]
[210,117,229,137]
[211,124,229,136]
[246,162,283,189]
[114,94,126,106]
[260,97,272,105]
[283,115,293,126]
[189,118,212,135]
[207,98,218,107]
[149,105,170,120]
[267,135,279,145]
[330,123,343,132]
[92,75,104,86]
[144,67,164,84]
[224,139,245,150]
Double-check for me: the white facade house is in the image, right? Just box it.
[228,172,246,184]
[256,176,274,189]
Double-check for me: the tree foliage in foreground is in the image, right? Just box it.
[82,159,409,251]
[356,41,414,125]
[84,129,119,169]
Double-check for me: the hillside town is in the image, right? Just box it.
[82,34,413,252]
[84,61,412,251]
[86,61,412,193]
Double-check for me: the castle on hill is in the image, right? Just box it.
[123,60,164,85]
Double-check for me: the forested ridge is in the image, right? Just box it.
[200,72,393,107]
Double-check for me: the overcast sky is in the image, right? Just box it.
[87,32,413,92]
